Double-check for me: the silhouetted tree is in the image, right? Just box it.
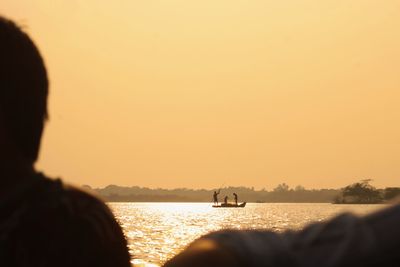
[273,183,290,192]
[295,185,306,191]
[341,180,382,204]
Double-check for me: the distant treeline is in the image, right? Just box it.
[82,182,400,203]
[83,182,400,203]
[82,183,340,203]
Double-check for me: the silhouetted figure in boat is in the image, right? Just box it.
[0,16,130,267]
[213,189,221,205]
[233,192,238,205]
[224,195,229,204]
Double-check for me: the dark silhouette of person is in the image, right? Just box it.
[213,189,221,205]
[233,192,238,205]
[0,16,130,267]
[224,195,228,204]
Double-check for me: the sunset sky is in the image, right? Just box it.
[2,0,400,189]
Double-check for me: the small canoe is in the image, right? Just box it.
[212,202,246,208]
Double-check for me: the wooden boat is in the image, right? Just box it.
[212,202,246,208]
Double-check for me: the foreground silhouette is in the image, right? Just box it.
[0,17,130,267]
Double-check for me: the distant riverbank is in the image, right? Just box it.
[84,181,400,204]
[84,184,340,203]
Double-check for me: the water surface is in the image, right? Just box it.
[110,202,385,266]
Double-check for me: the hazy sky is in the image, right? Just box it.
[2,1,400,189]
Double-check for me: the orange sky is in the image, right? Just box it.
[2,1,400,189]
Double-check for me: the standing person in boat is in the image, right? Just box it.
[233,192,238,205]
[0,16,130,267]
[213,189,221,205]
[224,195,229,204]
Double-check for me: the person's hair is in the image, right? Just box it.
[0,16,48,162]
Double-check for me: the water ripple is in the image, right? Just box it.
[109,202,384,266]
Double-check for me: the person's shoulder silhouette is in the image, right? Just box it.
[0,16,130,267]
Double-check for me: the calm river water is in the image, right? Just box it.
[109,202,386,266]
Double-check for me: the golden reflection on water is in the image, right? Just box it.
[109,202,384,267]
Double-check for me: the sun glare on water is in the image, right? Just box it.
[110,203,383,266]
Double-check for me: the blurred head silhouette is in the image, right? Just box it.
[0,16,132,267]
[0,16,48,165]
